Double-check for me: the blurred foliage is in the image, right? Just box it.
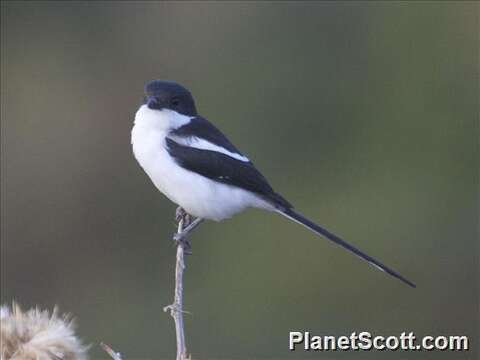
[1,1,478,359]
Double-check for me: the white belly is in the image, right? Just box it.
[131,123,270,221]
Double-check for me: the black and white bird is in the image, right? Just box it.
[131,80,415,288]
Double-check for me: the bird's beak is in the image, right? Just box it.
[147,96,164,110]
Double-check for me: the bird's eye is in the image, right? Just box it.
[171,98,180,107]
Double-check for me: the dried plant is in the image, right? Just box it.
[0,303,88,360]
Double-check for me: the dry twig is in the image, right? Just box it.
[163,212,190,360]
[100,342,123,360]
[101,209,200,360]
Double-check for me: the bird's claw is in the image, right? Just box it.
[173,207,203,255]
[175,207,186,222]
[175,207,192,227]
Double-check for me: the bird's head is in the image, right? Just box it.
[144,80,197,117]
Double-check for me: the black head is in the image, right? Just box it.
[144,80,197,116]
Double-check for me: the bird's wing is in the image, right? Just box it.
[170,116,244,155]
[166,117,291,209]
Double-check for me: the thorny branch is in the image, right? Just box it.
[163,208,202,360]
[102,208,202,360]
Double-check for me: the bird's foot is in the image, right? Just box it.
[175,206,193,227]
[173,216,205,255]
[174,207,197,255]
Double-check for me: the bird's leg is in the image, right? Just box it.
[174,207,204,255]
[174,207,192,253]
[175,206,189,225]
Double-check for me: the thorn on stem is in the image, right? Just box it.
[163,304,191,316]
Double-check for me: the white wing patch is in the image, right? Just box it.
[168,135,250,162]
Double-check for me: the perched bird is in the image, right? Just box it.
[131,80,415,288]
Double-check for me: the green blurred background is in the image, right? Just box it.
[1,1,478,359]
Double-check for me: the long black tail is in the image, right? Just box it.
[279,208,416,288]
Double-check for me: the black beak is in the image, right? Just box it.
[147,96,164,110]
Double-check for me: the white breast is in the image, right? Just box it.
[131,106,272,221]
